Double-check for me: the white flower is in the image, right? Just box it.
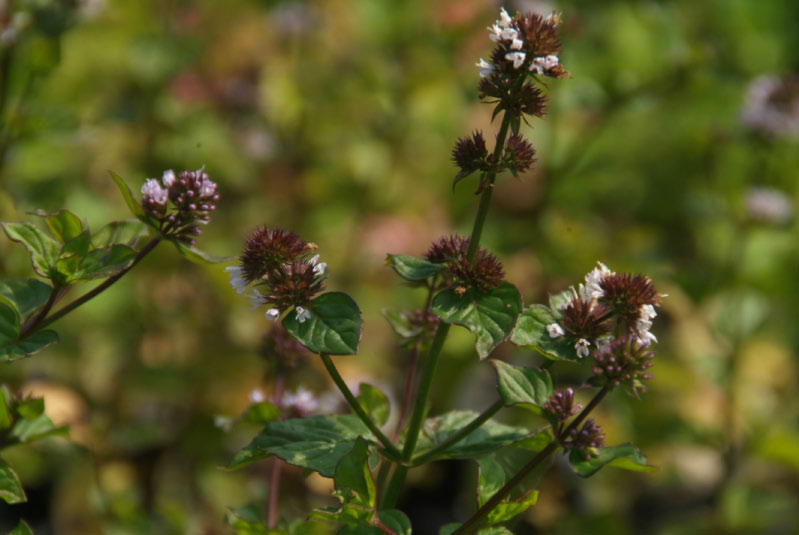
[498,7,512,28]
[162,169,176,187]
[248,388,265,403]
[500,27,518,41]
[282,387,319,414]
[225,266,248,294]
[505,51,526,69]
[575,338,591,359]
[246,289,265,310]
[265,308,280,321]
[547,323,565,338]
[584,261,613,300]
[640,304,657,321]
[313,262,327,277]
[200,178,217,198]
[529,55,560,75]
[476,58,495,78]
[488,23,503,42]
[295,306,311,323]
[510,37,524,50]
[308,254,320,266]
[637,328,657,346]
[141,178,168,205]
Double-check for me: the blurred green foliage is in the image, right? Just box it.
[0,0,796,533]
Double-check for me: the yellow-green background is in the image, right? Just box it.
[0,0,796,533]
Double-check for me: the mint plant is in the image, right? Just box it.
[226,8,662,535]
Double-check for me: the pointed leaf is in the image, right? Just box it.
[0,329,59,363]
[491,360,553,412]
[0,458,25,504]
[283,292,362,355]
[72,245,137,280]
[568,443,655,478]
[453,168,477,190]
[229,414,374,477]
[1,222,61,278]
[174,241,233,264]
[387,254,444,281]
[0,302,20,347]
[432,282,522,359]
[9,519,33,535]
[382,309,423,339]
[412,411,532,459]
[355,384,390,427]
[378,510,411,535]
[511,304,580,362]
[92,219,149,248]
[334,438,375,508]
[0,279,52,320]
[37,209,83,243]
[110,171,146,220]
[11,412,66,443]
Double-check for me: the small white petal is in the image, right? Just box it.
[313,262,327,276]
[510,37,524,50]
[162,169,176,187]
[248,388,265,403]
[500,27,518,41]
[141,179,168,205]
[225,266,248,294]
[575,338,591,359]
[265,308,280,321]
[476,58,495,78]
[499,7,512,28]
[547,323,565,338]
[295,306,311,323]
[308,254,320,267]
[505,51,526,69]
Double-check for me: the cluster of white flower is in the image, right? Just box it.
[281,387,319,414]
[475,8,561,77]
[141,172,170,205]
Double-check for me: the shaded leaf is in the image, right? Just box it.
[110,171,146,220]
[432,282,522,359]
[0,458,25,504]
[0,279,52,320]
[568,443,655,478]
[491,360,553,413]
[0,386,11,430]
[174,241,233,264]
[229,414,374,477]
[241,401,280,424]
[334,438,375,509]
[413,411,531,459]
[1,222,60,278]
[11,411,66,443]
[9,519,33,535]
[72,245,137,280]
[284,292,362,355]
[381,309,422,339]
[378,510,411,535]
[510,305,580,362]
[386,254,444,281]
[91,219,149,248]
[37,209,83,243]
[355,384,390,427]
[0,330,59,363]
[0,302,20,347]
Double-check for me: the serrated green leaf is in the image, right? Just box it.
[432,282,522,359]
[386,254,444,281]
[0,302,20,347]
[55,230,93,280]
[71,244,137,280]
[412,411,531,459]
[0,329,59,362]
[283,292,362,355]
[381,309,422,339]
[0,457,25,504]
[0,279,53,320]
[174,241,233,264]
[568,443,655,478]
[1,222,61,278]
[110,171,146,220]
[9,519,33,535]
[334,438,375,509]
[491,360,553,412]
[92,219,149,248]
[510,304,580,362]
[241,401,280,424]
[355,384,389,427]
[229,414,374,477]
[378,510,411,535]
[37,209,84,243]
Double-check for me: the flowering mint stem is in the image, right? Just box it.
[319,353,403,460]
[17,236,162,340]
[452,385,612,534]
[411,399,504,466]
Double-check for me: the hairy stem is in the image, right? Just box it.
[319,353,403,460]
[452,386,612,534]
[17,237,162,340]
[412,398,504,466]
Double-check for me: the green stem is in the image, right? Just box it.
[452,386,612,534]
[412,398,503,466]
[319,353,403,460]
[17,237,162,340]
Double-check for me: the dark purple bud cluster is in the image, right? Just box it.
[260,261,325,311]
[543,388,582,423]
[424,235,504,292]
[452,131,492,177]
[597,273,660,330]
[502,133,536,176]
[561,294,612,341]
[592,336,654,398]
[140,168,219,245]
[259,325,310,370]
[563,418,605,459]
[240,226,309,284]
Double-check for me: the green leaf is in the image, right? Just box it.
[548,290,572,314]
[241,401,280,424]
[283,292,363,355]
[0,329,59,363]
[491,360,553,413]
[568,443,655,478]
[110,171,146,220]
[174,241,233,264]
[355,384,390,427]
[11,411,66,443]
[412,411,532,459]
[334,438,375,509]
[0,279,53,320]
[386,254,444,281]
[432,282,522,359]
[453,168,477,190]
[0,302,20,347]
[440,526,512,535]
[0,386,12,430]
[92,219,149,248]
[0,458,25,504]
[227,505,273,535]
[71,245,137,280]
[510,304,580,362]
[9,519,33,535]
[55,231,92,280]
[15,398,44,419]
[381,309,422,339]
[38,209,84,243]
[378,510,411,535]
[229,414,374,477]
[1,222,61,278]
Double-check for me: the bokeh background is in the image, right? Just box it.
[0,0,797,533]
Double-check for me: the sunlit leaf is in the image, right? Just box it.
[0,458,25,504]
[0,279,52,320]
[386,254,444,281]
[355,384,390,427]
[1,222,61,278]
[510,304,580,362]
[283,292,362,355]
[412,411,532,459]
[568,443,655,477]
[492,360,553,413]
